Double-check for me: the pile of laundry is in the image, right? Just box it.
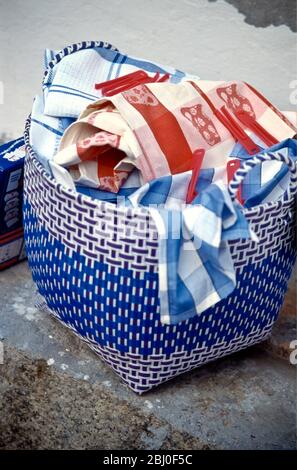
[29,43,297,324]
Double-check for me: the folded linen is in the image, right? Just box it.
[43,46,194,119]
[30,95,75,174]
[53,80,296,195]
[243,138,297,207]
[53,80,238,190]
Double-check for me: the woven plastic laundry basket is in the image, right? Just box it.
[23,41,297,393]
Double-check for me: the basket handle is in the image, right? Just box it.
[228,150,297,203]
[42,40,118,85]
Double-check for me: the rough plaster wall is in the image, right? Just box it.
[0,0,296,137]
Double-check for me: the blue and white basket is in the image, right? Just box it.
[23,42,297,393]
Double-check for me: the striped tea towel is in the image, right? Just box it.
[125,174,254,324]
[53,80,237,191]
[43,46,194,118]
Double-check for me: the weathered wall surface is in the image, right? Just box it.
[0,0,296,450]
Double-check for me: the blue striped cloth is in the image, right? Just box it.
[125,173,255,324]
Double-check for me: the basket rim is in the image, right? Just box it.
[24,115,294,219]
